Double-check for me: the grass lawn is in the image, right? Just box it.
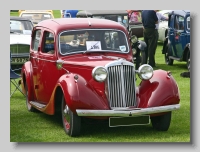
[10,10,190,142]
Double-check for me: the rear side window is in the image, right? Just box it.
[42,31,55,54]
[186,16,190,30]
[32,30,41,51]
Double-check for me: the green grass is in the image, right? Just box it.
[10,11,190,142]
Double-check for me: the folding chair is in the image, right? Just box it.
[10,53,25,97]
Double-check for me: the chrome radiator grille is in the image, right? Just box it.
[10,44,30,55]
[105,60,136,108]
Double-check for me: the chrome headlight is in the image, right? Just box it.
[131,35,138,44]
[137,64,153,80]
[92,66,107,82]
[132,48,137,55]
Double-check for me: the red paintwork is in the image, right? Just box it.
[136,70,180,108]
[21,18,180,116]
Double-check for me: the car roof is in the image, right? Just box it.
[36,18,127,34]
[10,16,32,21]
[20,11,52,14]
[169,10,190,17]
[20,10,53,13]
[77,10,128,17]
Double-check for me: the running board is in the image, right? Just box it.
[30,101,46,109]
[169,56,181,61]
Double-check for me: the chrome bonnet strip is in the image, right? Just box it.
[76,104,180,117]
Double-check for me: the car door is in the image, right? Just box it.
[185,14,190,44]
[30,28,42,100]
[169,14,185,58]
[36,30,59,103]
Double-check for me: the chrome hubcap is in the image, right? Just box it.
[63,104,70,130]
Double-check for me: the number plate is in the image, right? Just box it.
[11,58,29,64]
[109,115,150,127]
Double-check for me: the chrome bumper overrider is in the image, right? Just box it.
[76,104,180,117]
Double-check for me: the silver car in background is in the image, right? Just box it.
[10,16,34,70]
[157,10,171,42]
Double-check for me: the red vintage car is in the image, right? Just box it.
[21,18,180,137]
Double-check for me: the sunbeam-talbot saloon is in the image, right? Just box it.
[21,18,180,137]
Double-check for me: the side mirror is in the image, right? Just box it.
[56,59,64,70]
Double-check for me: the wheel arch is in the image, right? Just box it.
[54,86,63,114]
[182,43,190,61]
[21,61,34,101]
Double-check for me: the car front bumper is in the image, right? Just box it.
[76,104,180,117]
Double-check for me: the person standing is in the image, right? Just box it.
[141,10,158,67]
[155,10,168,30]
[61,10,65,18]
[155,10,169,53]
[127,10,141,23]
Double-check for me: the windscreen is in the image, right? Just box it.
[59,29,129,55]
[10,20,33,34]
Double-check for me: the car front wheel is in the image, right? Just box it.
[150,112,171,131]
[164,45,174,65]
[61,96,81,137]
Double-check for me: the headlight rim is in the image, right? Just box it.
[92,66,108,82]
[131,35,138,44]
[132,48,137,55]
[137,64,154,80]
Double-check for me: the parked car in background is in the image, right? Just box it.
[19,10,54,26]
[11,10,19,12]
[10,16,34,70]
[77,10,143,38]
[128,10,143,38]
[21,18,180,137]
[63,10,79,18]
[157,10,171,42]
[162,10,190,70]
[76,10,146,69]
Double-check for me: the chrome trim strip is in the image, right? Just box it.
[76,104,180,117]
[30,56,56,63]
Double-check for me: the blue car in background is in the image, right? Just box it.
[162,10,190,71]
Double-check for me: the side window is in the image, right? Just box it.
[174,15,184,30]
[187,16,190,30]
[32,30,41,51]
[43,31,55,54]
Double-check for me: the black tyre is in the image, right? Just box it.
[164,45,174,65]
[25,83,35,112]
[141,51,146,65]
[61,96,81,137]
[186,51,190,72]
[150,112,171,131]
[135,56,141,70]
